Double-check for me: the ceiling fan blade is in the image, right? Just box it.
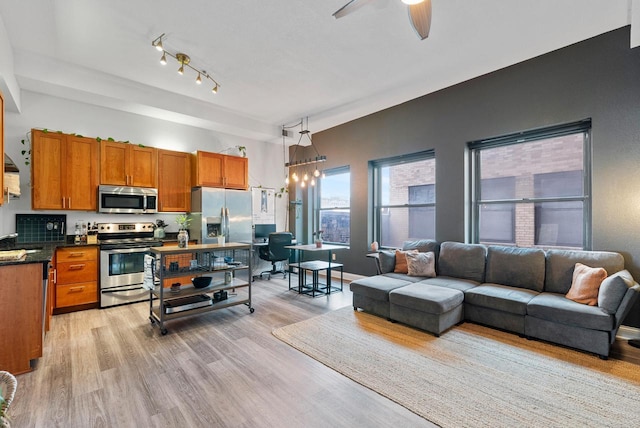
[333,0,373,19]
[408,0,432,40]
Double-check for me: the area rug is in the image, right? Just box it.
[273,307,640,427]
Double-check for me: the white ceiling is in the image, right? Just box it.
[0,1,634,143]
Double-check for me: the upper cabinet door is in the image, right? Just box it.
[129,145,158,188]
[192,151,224,187]
[100,141,157,188]
[65,135,99,211]
[223,155,249,190]
[31,130,65,210]
[158,149,191,212]
[0,90,3,206]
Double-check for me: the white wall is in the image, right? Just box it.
[2,90,288,237]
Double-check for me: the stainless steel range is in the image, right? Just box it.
[98,222,162,308]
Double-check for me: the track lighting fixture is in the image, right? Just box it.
[151,33,221,94]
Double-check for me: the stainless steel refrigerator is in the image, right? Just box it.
[191,188,252,244]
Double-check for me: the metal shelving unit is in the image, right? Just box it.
[148,242,253,335]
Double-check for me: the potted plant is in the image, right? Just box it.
[154,219,168,239]
[175,214,192,248]
[313,230,324,248]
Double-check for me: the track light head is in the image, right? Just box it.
[212,84,218,94]
[160,52,167,65]
[196,73,202,84]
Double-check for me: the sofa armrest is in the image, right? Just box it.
[367,252,382,275]
[613,283,640,333]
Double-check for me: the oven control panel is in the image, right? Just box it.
[97,222,156,235]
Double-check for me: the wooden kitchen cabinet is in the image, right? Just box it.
[0,262,44,375]
[191,151,249,190]
[158,149,191,212]
[55,246,98,309]
[31,130,99,210]
[100,140,157,188]
[0,89,4,206]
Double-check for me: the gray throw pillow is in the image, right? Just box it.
[378,250,396,274]
[598,269,634,314]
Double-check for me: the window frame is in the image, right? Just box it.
[316,166,351,245]
[469,120,592,250]
[371,150,436,249]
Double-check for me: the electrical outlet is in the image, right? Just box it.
[332,253,336,261]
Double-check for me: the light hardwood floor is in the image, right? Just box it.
[10,274,640,427]
[10,276,435,428]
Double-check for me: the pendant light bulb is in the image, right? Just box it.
[196,73,202,84]
[292,172,299,182]
[313,168,320,177]
[303,172,309,181]
[285,176,290,185]
[311,178,316,186]
[322,172,326,179]
[160,52,167,65]
[301,180,306,188]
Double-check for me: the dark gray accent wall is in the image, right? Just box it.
[311,27,640,326]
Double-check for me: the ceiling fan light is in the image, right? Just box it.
[402,0,424,4]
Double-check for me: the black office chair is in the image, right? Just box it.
[258,232,293,280]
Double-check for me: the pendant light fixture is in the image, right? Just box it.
[152,33,221,94]
[284,117,327,188]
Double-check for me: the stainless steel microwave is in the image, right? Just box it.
[98,185,158,214]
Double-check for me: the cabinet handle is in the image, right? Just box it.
[62,197,66,208]
[68,264,86,270]
[69,286,85,293]
[68,197,71,209]
[53,269,57,284]
[68,252,85,257]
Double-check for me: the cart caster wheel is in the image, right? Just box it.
[149,317,155,325]
[249,307,255,313]
[161,328,168,335]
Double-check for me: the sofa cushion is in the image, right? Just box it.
[422,276,479,292]
[485,246,546,292]
[378,250,396,274]
[565,263,607,306]
[527,293,614,331]
[381,272,426,283]
[464,283,538,315]
[544,249,624,294]
[389,282,464,314]
[394,249,418,274]
[402,239,440,259]
[350,275,411,302]
[598,270,635,314]
[406,251,436,277]
[437,242,487,283]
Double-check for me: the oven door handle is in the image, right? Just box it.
[101,285,146,294]
[102,247,151,254]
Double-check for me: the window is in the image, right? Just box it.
[470,120,591,249]
[372,151,435,248]
[318,167,350,244]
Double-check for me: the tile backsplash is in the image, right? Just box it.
[16,214,67,243]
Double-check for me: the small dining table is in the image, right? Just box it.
[285,243,349,296]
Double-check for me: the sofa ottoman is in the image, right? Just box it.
[389,282,464,336]
[350,275,411,318]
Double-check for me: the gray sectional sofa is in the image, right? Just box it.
[350,240,640,359]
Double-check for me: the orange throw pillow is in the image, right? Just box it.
[565,262,608,306]
[394,249,418,274]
